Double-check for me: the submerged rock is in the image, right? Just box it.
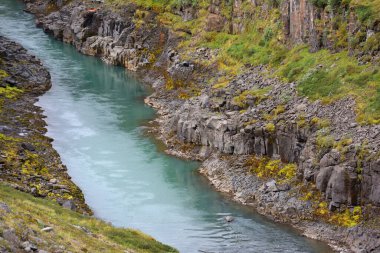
[224,216,234,222]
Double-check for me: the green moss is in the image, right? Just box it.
[247,156,297,183]
[180,1,380,123]
[212,81,229,89]
[0,133,18,142]
[243,119,258,127]
[232,86,271,109]
[297,114,308,128]
[106,0,167,11]
[310,117,331,129]
[356,141,370,173]
[273,105,285,115]
[333,137,353,160]
[315,130,335,158]
[316,133,334,150]
[316,203,362,227]
[0,69,8,79]
[265,122,276,133]
[0,86,23,99]
[351,0,380,25]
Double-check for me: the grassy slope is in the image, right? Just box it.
[107,0,380,124]
[0,183,177,253]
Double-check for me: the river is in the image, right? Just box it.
[0,1,333,252]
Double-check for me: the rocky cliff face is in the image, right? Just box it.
[208,0,379,58]
[23,0,380,251]
[27,1,168,72]
[281,0,320,48]
[168,66,380,208]
[280,0,370,54]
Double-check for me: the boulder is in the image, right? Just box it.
[325,166,349,205]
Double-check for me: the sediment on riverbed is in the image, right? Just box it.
[23,0,380,252]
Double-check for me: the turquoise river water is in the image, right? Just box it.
[0,1,333,252]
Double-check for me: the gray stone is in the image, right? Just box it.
[0,202,11,213]
[62,200,76,211]
[2,229,20,245]
[316,166,333,192]
[41,227,53,232]
[49,178,58,184]
[21,143,36,152]
[326,166,349,204]
[328,201,340,211]
[266,180,278,192]
[22,241,38,252]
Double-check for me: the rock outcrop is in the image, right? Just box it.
[163,66,380,211]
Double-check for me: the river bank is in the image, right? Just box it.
[0,35,90,214]
[22,0,380,252]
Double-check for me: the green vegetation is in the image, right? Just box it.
[232,87,272,109]
[0,183,177,252]
[0,131,83,206]
[278,47,380,124]
[307,0,380,27]
[106,0,203,11]
[0,86,23,99]
[0,69,8,79]
[0,68,23,110]
[334,136,353,153]
[246,156,297,183]
[300,184,362,227]
[315,201,362,227]
[315,129,335,158]
[104,0,380,124]
[346,0,380,25]
[265,122,276,133]
[133,0,380,124]
[310,117,331,129]
[355,141,370,181]
[0,133,45,177]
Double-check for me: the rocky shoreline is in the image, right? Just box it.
[145,88,379,253]
[0,36,90,214]
[21,0,380,252]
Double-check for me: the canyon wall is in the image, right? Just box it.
[22,0,380,250]
[24,0,380,209]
